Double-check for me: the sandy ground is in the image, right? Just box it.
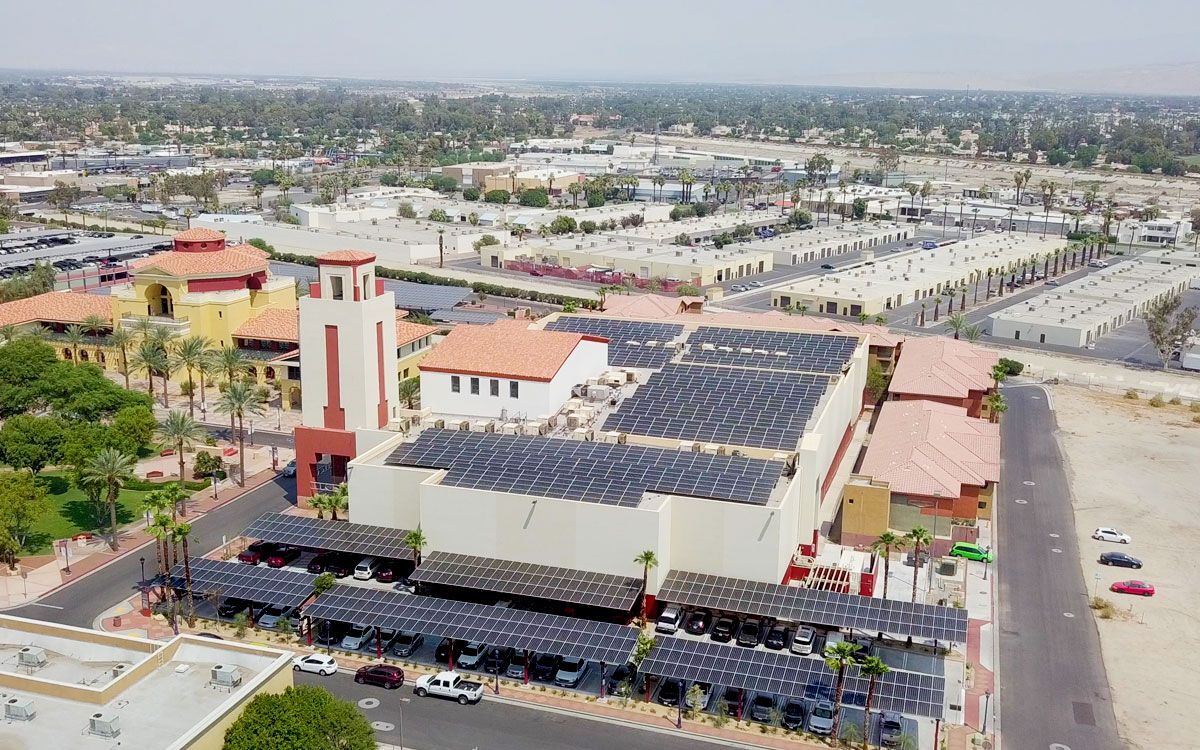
[1053,385,1200,750]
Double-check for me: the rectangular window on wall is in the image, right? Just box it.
[451,375,460,393]
[361,273,371,298]
[509,381,519,398]
[490,379,499,396]
[330,275,344,300]
[470,377,480,395]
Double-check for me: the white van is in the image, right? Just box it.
[655,605,683,635]
[824,630,846,651]
[790,625,817,656]
[354,556,380,580]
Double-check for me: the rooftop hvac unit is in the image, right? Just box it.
[473,421,495,433]
[4,697,35,722]
[456,420,470,431]
[17,647,46,668]
[624,370,638,383]
[567,414,581,430]
[88,712,121,738]
[501,422,519,435]
[210,664,242,688]
[616,432,628,445]
[111,663,131,680]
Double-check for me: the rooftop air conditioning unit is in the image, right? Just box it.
[88,712,121,738]
[17,647,46,668]
[701,343,716,351]
[616,432,628,444]
[210,664,242,688]
[456,420,470,431]
[4,697,35,722]
[111,663,131,680]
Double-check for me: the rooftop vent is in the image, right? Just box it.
[88,712,120,739]
[17,647,46,669]
[4,697,35,722]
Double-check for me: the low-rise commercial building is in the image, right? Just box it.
[439,161,514,188]
[743,222,911,265]
[606,210,782,245]
[482,168,584,196]
[1115,218,1193,246]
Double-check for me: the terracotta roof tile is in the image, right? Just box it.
[233,308,299,342]
[395,318,438,347]
[317,249,377,264]
[173,228,225,242]
[419,320,596,381]
[0,291,113,328]
[859,400,1000,498]
[130,244,269,277]
[889,337,998,399]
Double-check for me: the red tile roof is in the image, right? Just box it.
[859,400,1000,498]
[395,318,438,347]
[317,249,377,265]
[173,228,225,242]
[130,244,268,277]
[235,308,437,347]
[0,291,113,328]
[419,320,597,381]
[889,337,998,399]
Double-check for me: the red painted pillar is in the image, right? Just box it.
[524,652,529,685]
[448,642,454,670]
[306,620,313,646]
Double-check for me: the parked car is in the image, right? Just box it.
[340,623,372,651]
[807,699,836,735]
[657,678,683,706]
[216,598,251,619]
[687,681,712,711]
[711,616,737,642]
[790,625,817,656]
[764,624,789,650]
[265,545,301,568]
[729,284,749,293]
[505,651,532,679]
[455,642,488,671]
[1110,580,1155,597]
[879,710,905,747]
[313,621,346,646]
[256,604,296,630]
[307,552,336,574]
[434,638,467,665]
[1093,527,1131,544]
[1045,278,1061,286]
[820,263,835,270]
[531,653,560,682]
[1100,551,1143,569]
[374,561,399,583]
[750,693,777,723]
[920,240,938,250]
[484,646,515,674]
[413,670,483,704]
[948,542,993,563]
[324,554,356,578]
[655,605,683,635]
[749,280,764,288]
[781,698,806,730]
[280,460,296,477]
[606,662,638,695]
[237,541,275,565]
[292,653,338,676]
[554,656,589,688]
[355,664,405,689]
[684,609,712,635]
[393,577,416,594]
[354,556,381,579]
[722,686,744,714]
[363,628,398,654]
[1088,259,1108,268]
[390,631,425,658]
[736,618,763,647]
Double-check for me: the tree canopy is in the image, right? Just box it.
[223,685,376,750]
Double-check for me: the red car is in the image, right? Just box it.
[1110,580,1155,597]
[354,664,405,689]
[237,541,276,565]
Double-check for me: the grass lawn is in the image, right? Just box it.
[26,472,153,555]
[1181,154,1200,166]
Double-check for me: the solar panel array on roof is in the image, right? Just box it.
[430,308,505,325]
[171,557,316,608]
[681,327,858,374]
[602,364,830,450]
[304,587,639,664]
[643,636,945,718]
[384,430,783,507]
[409,552,643,611]
[544,317,685,369]
[244,513,414,561]
[269,262,472,311]
[657,570,968,643]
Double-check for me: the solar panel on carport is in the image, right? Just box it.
[171,557,316,608]
[657,570,968,643]
[243,513,415,561]
[409,551,643,611]
[304,588,639,665]
[642,636,945,719]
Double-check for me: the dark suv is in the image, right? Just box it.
[484,646,514,674]
[684,609,712,635]
[531,653,560,682]
[764,624,789,650]
[711,616,737,642]
[306,551,336,574]
[736,618,763,647]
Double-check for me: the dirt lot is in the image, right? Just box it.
[1054,386,1200,750]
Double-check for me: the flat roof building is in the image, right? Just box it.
[605,210,782,245]
[741,222,912,265]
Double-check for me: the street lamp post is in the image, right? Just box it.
[982,690,992,733]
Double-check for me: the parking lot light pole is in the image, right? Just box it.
[983,546,992,580]
[676,681,684,729]
[493,668,499,695]
[982,691,992,733]
[524,652,529,685]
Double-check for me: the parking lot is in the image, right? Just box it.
[0,229,167,278]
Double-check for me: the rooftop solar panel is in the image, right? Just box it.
[656,570,968,643]
[409,552,643,611]
[431,308,506,324]
[270,262,472,311]
[545,317,686,369]
[243,513,415,561]
[304,588,639,664]
[385,430,784,507]
[602,364,830,450]
[681,327,858,374]
[642,636,945,719]
[171,557,317,608]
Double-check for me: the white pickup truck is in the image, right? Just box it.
[413,670,484,705]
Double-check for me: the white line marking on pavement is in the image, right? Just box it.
[27,603,64,609]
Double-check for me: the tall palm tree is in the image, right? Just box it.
[64,324,86,364]
[634,550,659,620]
[80,447,137,551]
[128,340,163,398]
[215,381,265,486]
[156,410,206,511]
[251,183,264,209]
[81,313,110,362]
[108,327,136,388]
[823,641,862,740]
[870,531,905,600]
[170,336,212,418]
[174,520,196,621]
[402,526,428,567]
[944,313,969,340]
[986,392,1008,423]
[859,655,892,747]
[398,378,420,410]
[905,527,933,604]
[147,514,174,585]
[963,324,983,342]
[1039,180,1058,237]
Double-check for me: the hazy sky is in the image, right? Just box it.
[4,0,1200,93]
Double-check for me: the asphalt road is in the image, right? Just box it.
[995,385,1123,750]
[298,670,746,750]
[4,479,293,627]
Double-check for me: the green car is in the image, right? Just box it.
[948,542,993,563]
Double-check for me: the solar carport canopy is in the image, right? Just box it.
[243,512,415,561]
[658,570,969,643]
[173,558,316,608]
[643,636,946,719]
[305,587,639,665]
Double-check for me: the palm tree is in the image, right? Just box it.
[129,340,165,399]
[108,327,135,388]
[944,312,969,340]
[175,520,195,621]
[182,207,194,229]
[1039,180,1058,237]
[215,381,266,487]
[0,324,20,342]
[679,170,694,203]
[566,181,583,208]
[81,313,110,362]
[859,655,892,747]
[905,527,933,603]
[156,410,206,509]
[634,550,659,620]
[402,526,428,567]
[170,336,212,418]
[1013,170,1026,205]
[64,324,86,364]
[870,531,905,600]
[963,324,983,342]
[147,514,174,584]
[80,447,137,551]
[986,392,1008,423]
[823,641,862,740]
[398,378,420,410]
[320,483,349,521]
[251,183,264,209]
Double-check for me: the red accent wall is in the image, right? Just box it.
[174,238,226,253]
[188,276,248,292]
[294,425,357,502]
[820,419,858,502]
[375,279,385,296]
[309,282,321,299]
[375,320,389,428]
[323,325,345,429]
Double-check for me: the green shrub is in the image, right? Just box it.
[998,357,1024,376]
[1169,397,1183,405]
[461,186,480,201]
